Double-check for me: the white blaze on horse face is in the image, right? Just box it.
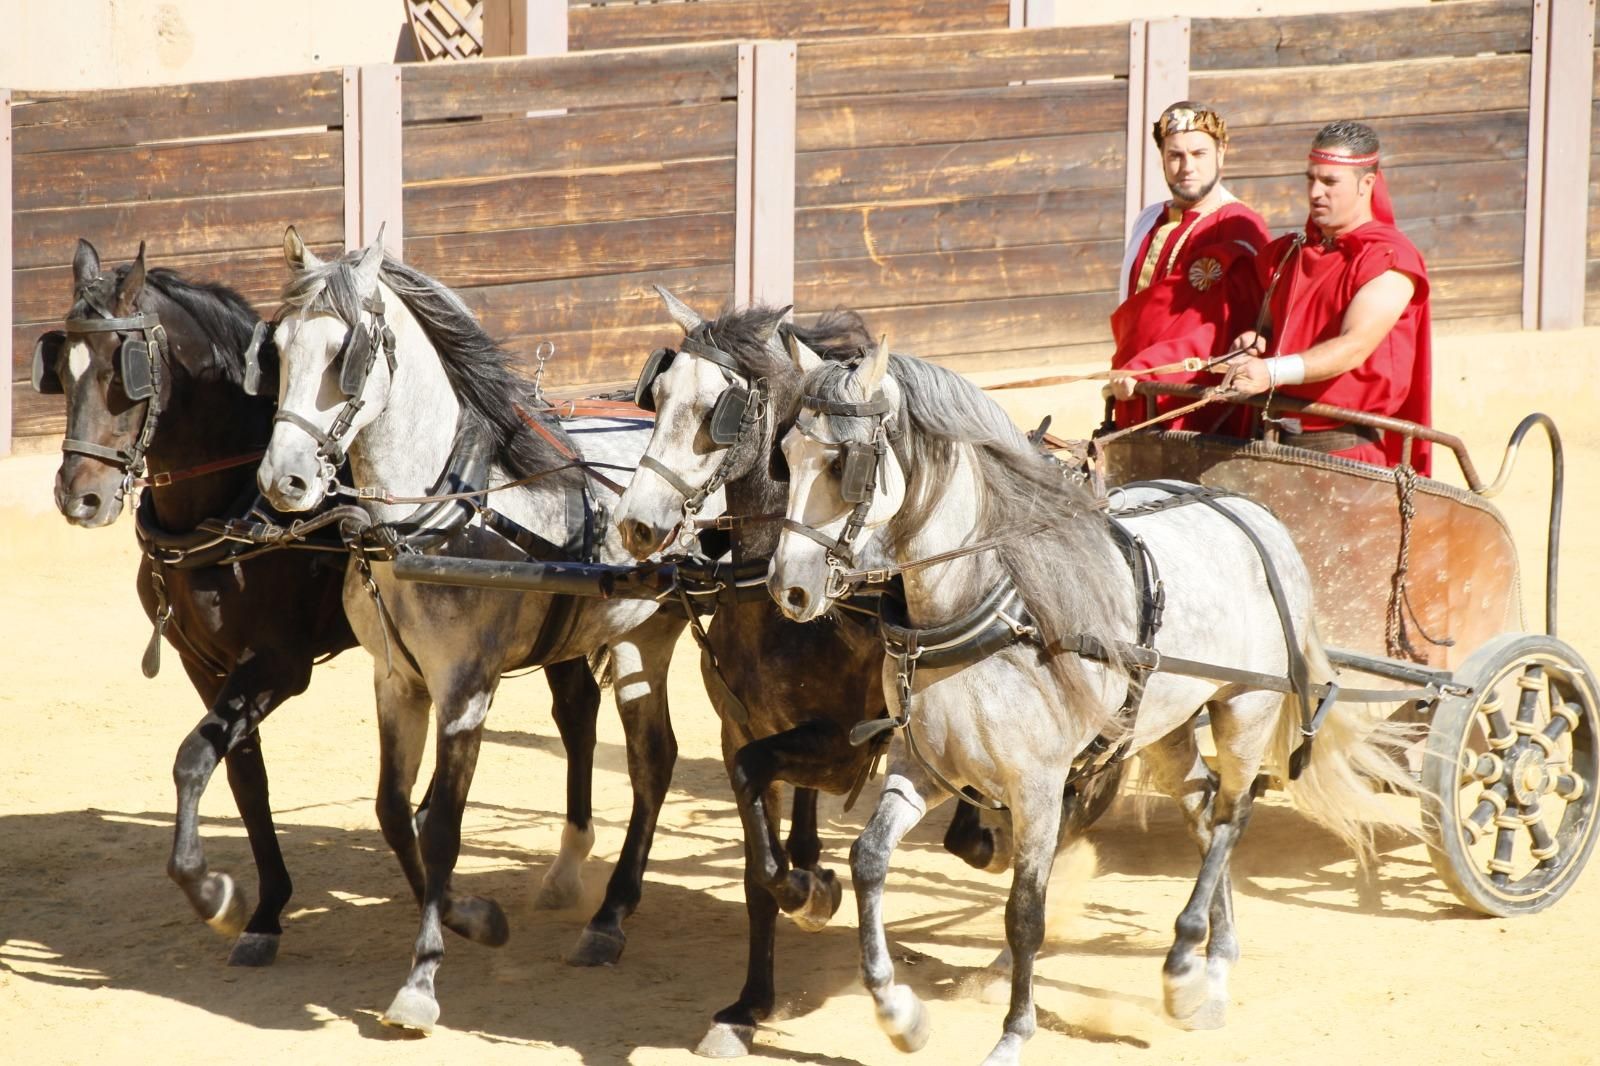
[64,339,93,385]
[771,422,836,621]
[257,310,355,512]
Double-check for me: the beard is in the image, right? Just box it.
[1168,170,1220,206]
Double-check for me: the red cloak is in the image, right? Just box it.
[1110,198,1269,430]
[1251,220,1433,474]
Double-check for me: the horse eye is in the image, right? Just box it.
[829,453,846,479]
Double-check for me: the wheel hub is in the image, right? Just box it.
[1507,747,1549,806]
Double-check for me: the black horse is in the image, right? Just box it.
[34,239,603,966]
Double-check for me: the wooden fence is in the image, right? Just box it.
[6,0,1596,453]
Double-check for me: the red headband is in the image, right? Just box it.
[1306,147,1393,225]
[1308,148,1379,167]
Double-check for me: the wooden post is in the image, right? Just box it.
[2,90,12,456]
[347,65,404,258]
[511,0,567,55]
[1140,18,1191,211]
[1528,0,1595,329]
[736,42,797,310]
[1124,21,1148,244]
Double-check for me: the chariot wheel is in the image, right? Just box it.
[1421,633,1600,916]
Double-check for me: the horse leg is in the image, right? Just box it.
[535,657,600,909]
[944,794,1010,873]
[569,615,682,967]
[373,669,432,907]
[1161,695,1272,1029]
[785,786,820,873]
[979,777,1065,1066]
[382,684,503,1035]
[856,765,946,1053]
[167,650,310,966]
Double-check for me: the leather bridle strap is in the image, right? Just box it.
[58,310,166,494]
[273,408,340,452]
[129,451,267,491]
[638,453,700,500]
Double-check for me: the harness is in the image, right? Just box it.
[34,301,167,497]
[780,392,908,574]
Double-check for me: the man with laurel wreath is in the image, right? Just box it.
[1222,120,1434,474]
[1107,102,1269,431]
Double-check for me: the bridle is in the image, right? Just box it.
[257,289,397,493]
[33,298,167,499]
[780,386,902,591]
[633,331,769,524]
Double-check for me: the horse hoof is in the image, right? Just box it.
[877,985,930,1053]
[1162,962,1209,1024]
[566,926,625,967]
[380,987,440,1035]
[789,870,843,933]
[1175,997,1228,1031]
[227,932,280,967]
[534,870,584,910]
[694,1021,756,1058]
[203,875,248,939]
[443,895,510,947]
[984,826,1012,874]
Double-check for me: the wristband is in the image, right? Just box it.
[1267,354,1306,388]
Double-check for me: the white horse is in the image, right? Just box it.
[255,228,685,1033]
[769,337,1416,1065]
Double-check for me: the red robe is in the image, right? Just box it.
[1110,198,1269,430]
[1248,221,1433,474]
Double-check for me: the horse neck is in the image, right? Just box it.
[894,440,1004,624]
[347,289,462,524]
[141,294,273,531]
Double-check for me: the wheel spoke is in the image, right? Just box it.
[1479,692,1516,751]
[1521,801,1560,865]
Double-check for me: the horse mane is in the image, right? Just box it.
[72,265,261,386]
[804,355,1133,723]
[282,252,581,488]
[695,303,874,381]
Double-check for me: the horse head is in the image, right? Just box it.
[257,225,394,512]
[770,334,907,622]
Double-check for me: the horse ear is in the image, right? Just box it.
[859,334,890,394]
[785,331,823,374]
[353,223,386,294]
[755,305,792,348]
[653,285,704,334]
[115,241,147,315]
[283,225,321,272]
[73,238,102,287]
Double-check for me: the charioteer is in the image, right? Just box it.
[1220,120,1434,474]
[1107,101,1269,430]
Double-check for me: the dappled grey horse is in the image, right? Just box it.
[255,228,685,1034]
[770,338,1417,1065]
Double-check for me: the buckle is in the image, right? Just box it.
[710,515,738,530]
[151,471,173,488]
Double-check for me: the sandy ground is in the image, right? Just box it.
[2,327,1599,1066]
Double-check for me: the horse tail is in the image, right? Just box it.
[1272,617,1424,866]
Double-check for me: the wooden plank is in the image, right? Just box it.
[1191,0,1534,72]
[794,187,1126,262]
[1429,262,1523,319]
[490,321,688,389]
[794,241,1123,309]
[797,81,1128,152]
[797,130,1125,208]
[11,188,344,271]
[460,264,736,340]
[405,158,736,238]
[1221,110,1530,176]
[10,385,64,441]
[13,131,344,212]
[403,101,736,183]
[1,89,9,454]
[570,0,1008,51]
[402,213,736,289]
[11,71,345,155]
[817,291,1118,357]
[798,24,1130,98]
[1227,158,1529,229]
[1402,210,1527,268]
[11,243,338,328]
[400,42,741,121]
[1192,54,1532,129]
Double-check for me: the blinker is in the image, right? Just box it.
[338,324,376,397]
[242,320,268,397]
[120,338,156,401]
[707,384,750,446]
[633,347,674,411]
[839,440,878,504]
[32,330,66,395]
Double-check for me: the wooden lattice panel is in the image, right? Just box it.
[408,0,485,61]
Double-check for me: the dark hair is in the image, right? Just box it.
[1312,120,1380,173]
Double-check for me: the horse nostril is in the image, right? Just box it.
[79,492,102,513]
[277,473,309,498]
[784,586,810,614]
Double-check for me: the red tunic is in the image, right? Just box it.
[1110,199,1269,430]
[1249,221,1433,474]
